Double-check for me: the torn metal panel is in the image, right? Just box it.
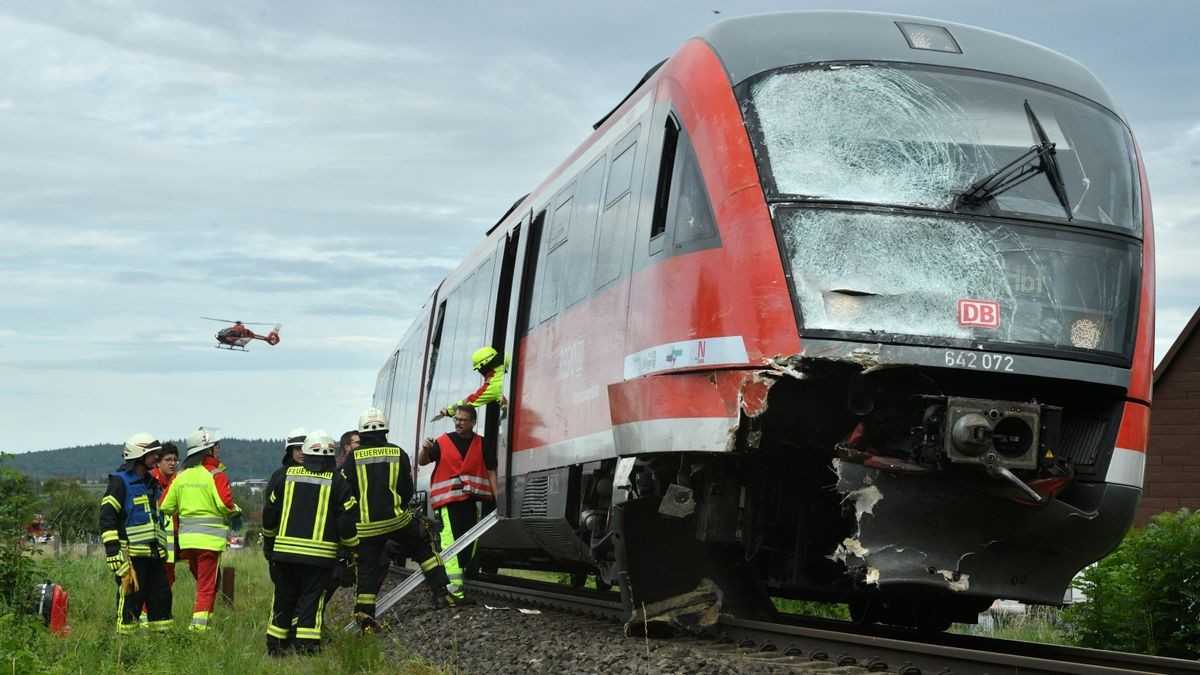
[737,371,774,417]
[625,578,723,637]
[659,483,697,518]
[831,459,1139,604]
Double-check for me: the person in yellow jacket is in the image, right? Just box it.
[432,346,507,420]
[160,427,240,631]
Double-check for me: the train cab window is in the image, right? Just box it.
[670,135,717,247]
[595,126,639,289]
[649,115,680,254]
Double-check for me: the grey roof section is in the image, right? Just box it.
[697,11,1124,120]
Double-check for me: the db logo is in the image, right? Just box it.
[958,299,1000,328]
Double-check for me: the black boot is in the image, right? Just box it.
[266,635,290,658]
[425,565,456,609]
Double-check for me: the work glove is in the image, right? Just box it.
[263,538,274,562]
[120,565,139,596]
[106,554,130,578]
[230,514,244,533]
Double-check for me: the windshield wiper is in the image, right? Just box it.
[956,100,1073,220]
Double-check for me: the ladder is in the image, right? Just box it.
[341,510,501,633]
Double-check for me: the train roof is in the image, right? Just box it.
[697,11,1123,119]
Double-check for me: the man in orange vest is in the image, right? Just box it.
[418,405,497,601]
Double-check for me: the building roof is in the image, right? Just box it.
[1154,306,1200,383]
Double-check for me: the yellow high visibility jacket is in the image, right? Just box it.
[161,456,240,552]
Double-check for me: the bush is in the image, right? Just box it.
[1063,508,1200,658]
[0,455,44,609]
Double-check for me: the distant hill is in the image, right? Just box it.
[5,438,288,483]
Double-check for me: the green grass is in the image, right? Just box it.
[770,598,851,620]
[952,605,1075,645]
[16,548,444,674]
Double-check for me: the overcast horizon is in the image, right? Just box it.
[2,1,1196,453]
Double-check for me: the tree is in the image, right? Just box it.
[1063,508,1200,658]
[41,479,99,556]
[0,454,43,608]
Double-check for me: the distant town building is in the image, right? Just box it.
[1138,306,1200,527]
[231,478,269,495]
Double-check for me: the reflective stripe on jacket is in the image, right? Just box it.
[262,466,359,566]
[430,433,494,510]
[161,464,238,552]
[445,363,507,416]
[101,468,166,558]
[344,442,412,539]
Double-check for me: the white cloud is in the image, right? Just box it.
[0,0,1196,452]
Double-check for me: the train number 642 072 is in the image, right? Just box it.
[943,349,1014,372]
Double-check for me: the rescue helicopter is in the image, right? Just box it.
[202,317,281,351]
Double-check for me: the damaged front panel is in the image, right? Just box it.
[832,458,1136,604]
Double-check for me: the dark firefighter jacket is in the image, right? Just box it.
[262,465,360,566]
[341,435,414,539]
[99,464,168,559]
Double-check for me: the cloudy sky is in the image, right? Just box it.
[1,1,1196,453]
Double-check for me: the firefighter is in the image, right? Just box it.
[99,432,172,634]
[262,430,359,656]
[160,427,241,631]
[418,405,496,601]
[343,407,456,632]
[432,346,507,420]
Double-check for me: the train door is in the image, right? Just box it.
[483,220,521,515]
[498,209,545,516]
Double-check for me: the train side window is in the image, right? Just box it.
[470,255,496,351]
[671,135,717,247]
[649,114,680,255]
[539,189,575,323]
[595,127,639,289]
[565,156,606,308]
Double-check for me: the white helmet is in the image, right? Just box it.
[185,427,220,458]
[302,429,335,456]
[123,432,162,461]
[285,427,307,450]
[358,407,388,433]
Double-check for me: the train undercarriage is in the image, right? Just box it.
[483,351,1140,631]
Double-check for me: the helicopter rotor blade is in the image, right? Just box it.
[202,317,276,326]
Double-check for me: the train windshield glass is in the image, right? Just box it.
[778,208,1139,358]
[743,65,1140,235]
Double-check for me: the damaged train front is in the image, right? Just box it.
[732,58,1150,626]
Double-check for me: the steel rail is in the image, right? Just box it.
[449,575,1200,675]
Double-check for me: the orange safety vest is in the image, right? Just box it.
[430,433,494,510]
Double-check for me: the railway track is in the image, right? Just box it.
[453,572,1200,675]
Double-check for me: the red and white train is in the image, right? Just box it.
[374,11,1154,629]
